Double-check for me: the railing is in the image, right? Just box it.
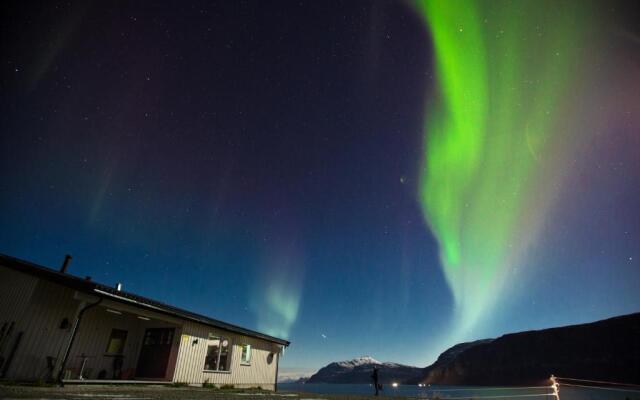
[417,385,556,399]
[555,376,640,400]
[410,376,640,399]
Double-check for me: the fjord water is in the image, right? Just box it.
[279,383,633,399]
[279,383,554,398]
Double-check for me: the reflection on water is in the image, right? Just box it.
[279,383,638,399]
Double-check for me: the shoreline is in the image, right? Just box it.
[0,384,388,400]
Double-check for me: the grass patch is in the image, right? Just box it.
[199,383,271,393]
[220,384,235,390]
[34,379,56,387]
[0,380,56,387]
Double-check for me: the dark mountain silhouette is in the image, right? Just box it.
[413,312,640,385]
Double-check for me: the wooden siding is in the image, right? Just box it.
[0,269,80,380]
[0,267,37,324]
[173,321,280,389]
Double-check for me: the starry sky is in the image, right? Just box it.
[1,1,639,373]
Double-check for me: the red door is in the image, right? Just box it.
[136,328,174,379]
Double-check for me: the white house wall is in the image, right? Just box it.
[173,321,280,389]
[0,267,37,324]
[0,272,80,380]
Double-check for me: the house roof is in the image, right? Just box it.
[0,253,290,346]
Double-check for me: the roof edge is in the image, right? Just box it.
[0,253,290,346]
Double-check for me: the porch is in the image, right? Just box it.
[61,297,182,383]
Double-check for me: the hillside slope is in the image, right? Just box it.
[418,313,640,385]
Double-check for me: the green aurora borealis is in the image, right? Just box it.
[415,0,592,335]
[3,0,639,371]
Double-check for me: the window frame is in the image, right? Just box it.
[105,328,128,356]
[240,343,252,365]
[203,333,232,373]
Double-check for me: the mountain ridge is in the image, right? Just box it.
[306,312,640,385]
[415,312,640,385]
[306,356,422,384]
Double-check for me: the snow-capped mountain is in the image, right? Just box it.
[335,356,381,368]
[306,356,422,384]
[278,367,317,383]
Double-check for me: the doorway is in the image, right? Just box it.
[136,328,175,379]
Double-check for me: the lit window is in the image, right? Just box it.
[204,334,231,371]
[241,344,251,364]
[105,329,127,355]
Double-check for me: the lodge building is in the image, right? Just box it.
[0,254,289,389]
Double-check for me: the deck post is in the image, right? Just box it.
[550,374,559,399]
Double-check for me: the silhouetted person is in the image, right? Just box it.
[371,366,380,396]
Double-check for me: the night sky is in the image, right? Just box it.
[1,1,639,374]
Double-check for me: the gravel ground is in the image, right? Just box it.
[0,385,379,400]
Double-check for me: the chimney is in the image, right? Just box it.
[116,283,122,291]
[60,254,72,273]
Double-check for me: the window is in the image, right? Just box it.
[203,334,231,371]
[241,344,251,364]
[105,329,127,355]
